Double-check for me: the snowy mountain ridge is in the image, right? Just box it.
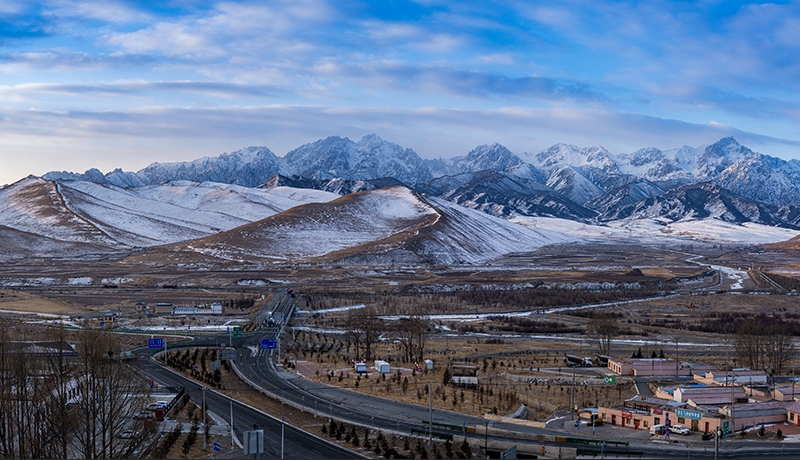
[14,133,800,264]
[43,134,800,209]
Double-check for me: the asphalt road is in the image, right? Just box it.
[233,291,800,459]
[134,336,363,459]
[135,290,800,459]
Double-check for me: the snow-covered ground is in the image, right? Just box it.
[513,216,800,246]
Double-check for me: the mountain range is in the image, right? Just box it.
[1,134,798,265]
[43,134,800,224]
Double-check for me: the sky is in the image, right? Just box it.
[1,0,800,184]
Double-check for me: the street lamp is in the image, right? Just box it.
[281,414,287,459]
[202,386,207,451]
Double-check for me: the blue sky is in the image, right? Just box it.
[1,0,799,184]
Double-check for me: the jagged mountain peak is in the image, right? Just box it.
[695,137,753,181]
[449,143,523,174]
[532,143,618,174]
[283,134,432,185]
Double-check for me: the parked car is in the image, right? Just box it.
[118,430,137,439]
[650,424,667,435]
[146,401,168,411]
[671,424,691,435]
[133,411,153,420]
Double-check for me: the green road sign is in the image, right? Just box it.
[603,376,616,385]
[232,326,243,338]
[722,420,729,439]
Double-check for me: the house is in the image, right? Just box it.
[674,386,747,405]
[450,364,478,387]
[154,303,173,315]
[607,357,692,377]
[719,401,790,432]
[772,384,799,402]
[694,369,767,386]
[787,401,800,425]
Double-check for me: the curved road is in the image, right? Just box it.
[134,335,363,459]
[232,291,800,459]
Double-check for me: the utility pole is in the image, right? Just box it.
[203,386,207,451]
[484,420,488,459]
[731,373,736,437]
[571,366,576,421]
[675,337,679,377]
[428,382,433,443]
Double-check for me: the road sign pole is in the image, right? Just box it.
[164,338,168,366]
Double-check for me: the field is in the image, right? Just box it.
[2,241,799,443]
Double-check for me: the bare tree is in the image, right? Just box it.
[395,315,428,364]
[361,308,383,362]
[735,320,795,374]
[764,325,795,375]
[588,310,619,356]
[344,307,384,362]
[67,328,145,459]
[734,320,763,370]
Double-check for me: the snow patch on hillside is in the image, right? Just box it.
[512,216,800,245]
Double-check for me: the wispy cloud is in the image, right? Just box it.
[0,0,798,183]
[0,80,279,99]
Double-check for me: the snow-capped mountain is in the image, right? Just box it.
[0,176,338,258]
[715,152,800,207]
[282,134,433,185]
[529,144,621,175]
[46,146,283,188]
[18,133,800,265]
[448,143,524,175]
[599,182,800,228]
[136,186,573,266]
[416,170,597,220]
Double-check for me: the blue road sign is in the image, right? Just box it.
[212,442,221,452]
[148,338,164,348]
[261,338,278,349]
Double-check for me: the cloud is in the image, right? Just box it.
[44,0,153,23]
[316,61,608,102]
[0,50,155,72]
[103,1,333,61]
[0,80,279,99]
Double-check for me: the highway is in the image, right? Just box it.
[135,290,800,459]
[234,291,800,459]
[133,332,363,458]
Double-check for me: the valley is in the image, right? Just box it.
[2,134,800,458]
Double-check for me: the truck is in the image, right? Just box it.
[564,355,593,367]
[596,355,611,367]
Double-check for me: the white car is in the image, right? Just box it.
[118,430,137,439]
[146,401,168,411]
[671,424,691,435]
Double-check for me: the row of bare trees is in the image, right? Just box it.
[585,309,797,376]
[734,321,796,375]
[343,307,429,364]
[0,326,145,459]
